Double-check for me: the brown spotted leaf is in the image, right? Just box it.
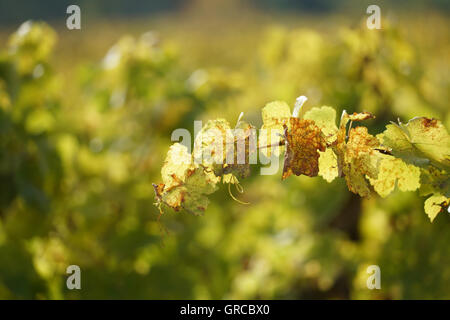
[378,117,450,170]
[333,110,375,178]
[347,111,375,122]
[343,126,381,197]
[368,155,421,198]
[154,143,220,215]
[282,118,326,179]
[331,111,380,197]
[223,120,256,180]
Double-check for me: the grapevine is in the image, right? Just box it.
[154,97,450,222]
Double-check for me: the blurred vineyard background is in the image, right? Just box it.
[0,0,449,299]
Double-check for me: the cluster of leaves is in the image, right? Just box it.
[154,99,450,221]
[153,113,255,215]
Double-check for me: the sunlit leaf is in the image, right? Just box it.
[193,119,233,175]
[223,119,256,180]
[368,156,421,197]
[155,144,220,215]
[379,117,450,170]
[161,143,193,190]
[282,118,326,179]
[318,148,339,182]
[260,100,291,157]
[342,126,380,197]
[424,194,449,222]
[303,106,338,144]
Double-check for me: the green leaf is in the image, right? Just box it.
[379,117,450,170]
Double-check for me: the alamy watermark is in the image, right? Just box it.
[66,265,81,290]
[366,265,381,289]
[65,5,379,31]
[367,5,381,30]
[66,5,81,30]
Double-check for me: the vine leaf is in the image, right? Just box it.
[303,106,340,182]
[223,117,256,180]
[344,126,381,197]
[154,143,219,215]
[259,101,291,157]
[333,110,376,178]
[193,119,234,176]
[318,148,339,182]
[282,118,326,179]
[331,111,379,197]
[424,194,449,222]
[161,143,192,190]
[303,106,338,144]
[180,167,220,214]
[419,166,449,222]
[368,155,421,197]
[378,117,450,170]
[262,100,291,128]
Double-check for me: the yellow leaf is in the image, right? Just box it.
[333,110,378,197]
[193,119,233,175]
[369,156,420,197]
[318,148,339,182]
[303,106,338,144]
[380,117,450,170]
[260,101,291,157]
[424,194,449,222]
[161,143,192,190]
[261,100,291,128]
[342,126,380,197]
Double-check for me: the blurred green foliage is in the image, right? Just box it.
[0,10,449,300]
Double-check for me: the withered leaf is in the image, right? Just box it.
[331,110,380,197]
[342,126,381,197]
[223,120,256,180]
[303,106,338,144]
[282,118,326,179]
